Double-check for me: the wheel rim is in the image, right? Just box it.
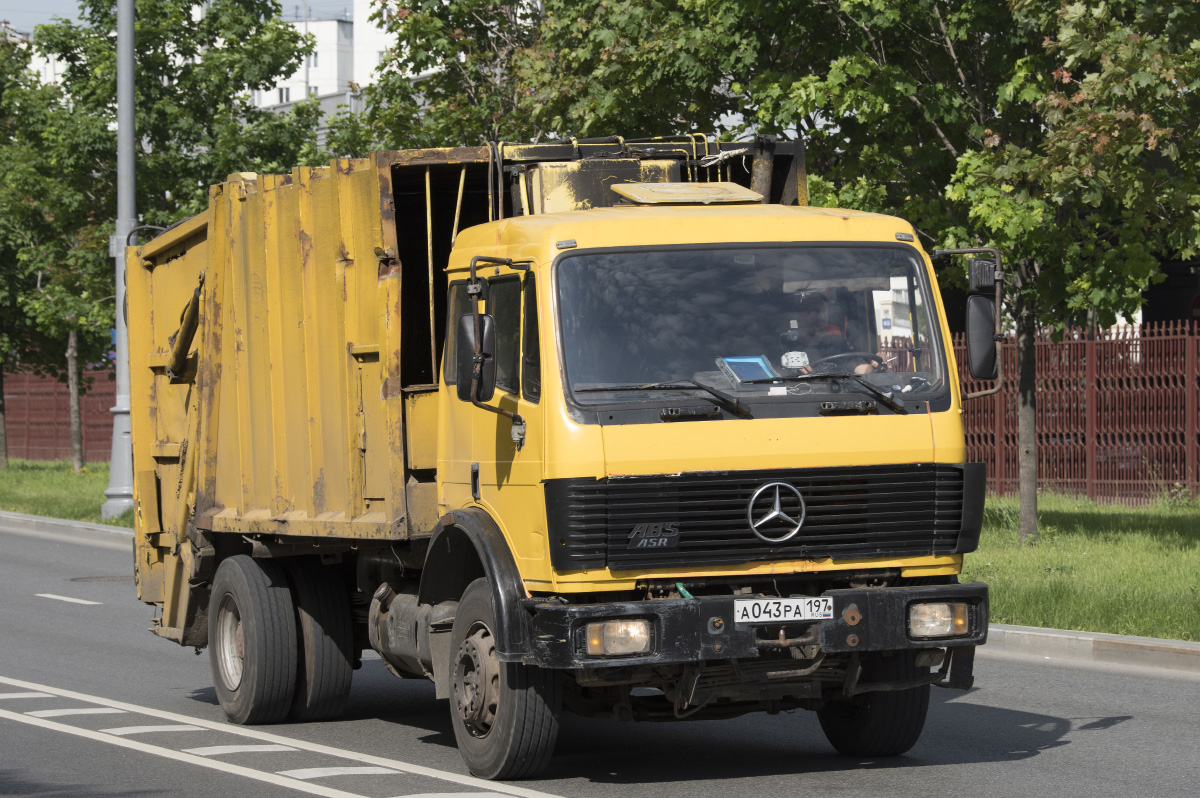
[452,622,500,738]
[215,594,245,690]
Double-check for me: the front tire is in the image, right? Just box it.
[817,651,930,757]
[208,555,297,724]
[448,578,560,779]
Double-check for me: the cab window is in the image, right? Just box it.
[522,275,540,403]
[489,276,521,395]
[442,282,471,386]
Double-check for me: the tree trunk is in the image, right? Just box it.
[1016,294,1039,545]
[0,363,7,471]
[67,329,83,474]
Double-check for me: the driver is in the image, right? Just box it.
[785,291,883,375]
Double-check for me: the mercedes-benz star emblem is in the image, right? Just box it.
[746,482,806,543]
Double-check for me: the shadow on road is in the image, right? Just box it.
[0,769,156,797]
[333,661,1134,784]
[541,689,1133,784]
[187,686,218,706]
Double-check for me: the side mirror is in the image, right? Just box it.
[965,295,998,381]
[968,258,996,293]
[456,313,497,402]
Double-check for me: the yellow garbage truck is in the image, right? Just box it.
[126,135,997,779]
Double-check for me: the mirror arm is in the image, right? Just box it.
[934,247,1005,400]
[467,256,526,447]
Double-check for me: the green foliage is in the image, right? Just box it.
[326,0,544,154]
[509,0,1199,330]
[946,0,1200,328]
[0,1,323,398]
[963,494,1200,641]
[516,0,745,138]
[0,33,76,377]
[34,0,321,224]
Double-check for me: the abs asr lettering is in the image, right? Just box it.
[628,522,680,549]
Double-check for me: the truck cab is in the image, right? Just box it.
[425,191,987,771]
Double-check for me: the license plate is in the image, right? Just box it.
[733,597,833,624]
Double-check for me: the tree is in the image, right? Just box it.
[514,0,1199,543]
[5,1,324,471]
[35,0,323,224]
[326,0,545,154]
[946,0,1200,541]
[0,29,72,470]
[515,0,743,138]
[0,37,119,474]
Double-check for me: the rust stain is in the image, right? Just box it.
[377,165,395,231]
[298,229,313,267]
[312,470,326,514]
[175,438,188,499]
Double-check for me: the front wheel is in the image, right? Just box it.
[817,651,930,757]
[448,578,560,779]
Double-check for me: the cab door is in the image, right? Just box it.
[470,271,549,569]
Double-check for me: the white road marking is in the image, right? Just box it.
[26,707,126,718]
[0,691,53,700]
[0,707,369,798]
[389,794,508,798]
[186,744,300,756]
[281,767,401,780]
[0,674,566,798]
[35,593,102,605]
[103,724,208,735]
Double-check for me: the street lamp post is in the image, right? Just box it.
[101,0,135,520]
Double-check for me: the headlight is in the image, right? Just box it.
[585,619,652,656]
[908,602,969,638]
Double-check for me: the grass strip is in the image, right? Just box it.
[0,459,134,527]
[962,493,1200,642]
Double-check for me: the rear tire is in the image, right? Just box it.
[208,555,297,724]
[448,578,560,779]
[817,651,930,757]
[285,557,354,722]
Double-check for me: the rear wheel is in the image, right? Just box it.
[285,557,354,722]
[817,651,930,757]
[448,578,560,779]
[208,555,297,724]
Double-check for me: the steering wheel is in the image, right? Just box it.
[809,351,888,372]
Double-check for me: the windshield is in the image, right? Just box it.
[556,245,947,409]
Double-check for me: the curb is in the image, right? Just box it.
[0,509,134,538]
[985,623,1200,674]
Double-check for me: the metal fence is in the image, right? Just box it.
[954,321,1199,505]
[2,370,115,462]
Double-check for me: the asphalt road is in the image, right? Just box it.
[2,521,1198,798]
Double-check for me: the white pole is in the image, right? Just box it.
[102,0,135,520]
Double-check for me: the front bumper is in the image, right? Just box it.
[523,581,988,669]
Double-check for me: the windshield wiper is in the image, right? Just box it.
[742,373,908,414]
[574,379,753,419]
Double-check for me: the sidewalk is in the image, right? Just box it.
[0,508,133,538]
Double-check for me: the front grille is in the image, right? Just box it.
[545,464,966,570]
